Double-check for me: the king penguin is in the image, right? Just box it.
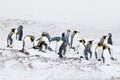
[7,28,16,48]
[70,30,79,49]
[75,39,86,59]
[22,35,35,52]
[84,40,93,60]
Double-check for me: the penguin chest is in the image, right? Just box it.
[57,40,64,50]
[72,36,79,47]
[42,37,49,45]
[103,49,111,64]
[96,47,103,60]
[77,44,85,56]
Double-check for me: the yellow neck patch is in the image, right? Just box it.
[59,40,64,44]
[13,32,16,34]
[104,44,108,47]
[98,46,103,48]
[79,42,83,45]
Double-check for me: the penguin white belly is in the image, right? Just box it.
[76,44,85,58]
[11,34,17,47]
[103,49,111,64]
[50,41,58,53]
[57,40,63,53]
[96,47,103,60]
[72,36,79,48]
[24,37,33,49]
[103,38,107,44]
[80,45,85,58]
[34,40,39,46]
[43,37,49,45]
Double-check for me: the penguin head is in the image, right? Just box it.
[42,32,47,36]
[19,25,23,29]
[79,39,86,44]
[74,31,79,34]
[98,43,102,46]
[79,40,83,43]
[108,33,112,37]
[102,36,107,39]
[82,39,86,44]
[11,28,16,34]
[30,36,35,42]
[67,29,71,33]
[88,40,93,45]
[62,32,65,38]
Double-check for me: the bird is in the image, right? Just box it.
[84,40,93,60]
[7,28,16,48]
[95,43,114,63]
[70,30,79,49]
[75,39,86,59]
[16,25,23,41]
[22,35,35,52]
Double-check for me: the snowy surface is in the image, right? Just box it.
[0,19,120,80]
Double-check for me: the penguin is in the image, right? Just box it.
[107,33,113,45]
[84,40,93,60]
[95,43,105,63]
[37,36,48,52]
[58,33,68,58]
[107,33,114,60]
[70,31,79,49]
[75,39,86,59]
[58,40,68,58]
[64,29,71,43]
[50,32,65,53]
[41,32,51,42]
[50,29,70,53]
[95,43,114,63]
[96,34,114,62]
[36,32,51,42]
[7,28,16,48]
[33,32,50,52]
[16,25,23,41]
[22,35,35,52]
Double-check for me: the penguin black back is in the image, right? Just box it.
[107,33,113,45]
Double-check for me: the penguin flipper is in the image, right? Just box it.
[48,47,54,52]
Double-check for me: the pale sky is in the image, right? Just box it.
[0,0,120,26]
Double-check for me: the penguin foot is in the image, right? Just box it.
[80,56,83,58]
[32,46,37,49]
[6,45,9,47]
[19,49,24,53]
[98,59,101,61]
[59,55,63,58]
[110,57,114,61]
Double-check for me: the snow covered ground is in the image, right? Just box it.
[0,19,120,80]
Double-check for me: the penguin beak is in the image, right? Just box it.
[76,31,79,34]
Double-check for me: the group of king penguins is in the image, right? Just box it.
[7,26,114,63]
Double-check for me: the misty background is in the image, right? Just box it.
[0,0,120,27]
